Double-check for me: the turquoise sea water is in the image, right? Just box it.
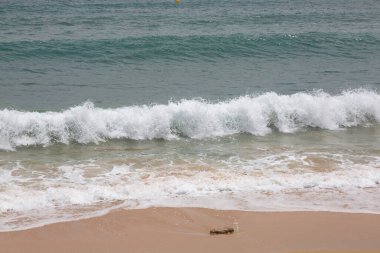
[1,0,380,231]
[1,0,380,109]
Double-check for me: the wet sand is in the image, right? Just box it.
[1,208,380,253]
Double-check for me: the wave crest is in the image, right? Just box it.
[1,89,380,150]
[2,33,379,62]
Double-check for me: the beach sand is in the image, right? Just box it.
[1,208,380,253]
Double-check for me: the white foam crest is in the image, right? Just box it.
[1,89,380,149]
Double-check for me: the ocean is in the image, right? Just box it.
[1,0,380,231]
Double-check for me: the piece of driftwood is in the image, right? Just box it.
[209,227,234,235]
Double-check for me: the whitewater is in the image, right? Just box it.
[1,89,379,151]
[1,89,380,231]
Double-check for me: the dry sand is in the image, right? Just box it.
[1,208,380,253]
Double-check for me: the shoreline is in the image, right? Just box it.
[1,208,380,253]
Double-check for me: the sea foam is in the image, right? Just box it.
[1,151,380,231]
[0,89,379,150]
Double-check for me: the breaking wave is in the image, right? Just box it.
[1,89,380,150]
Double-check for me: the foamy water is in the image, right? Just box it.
[1,150,380,231]
[1,91,380,231]
[1,90,379,150]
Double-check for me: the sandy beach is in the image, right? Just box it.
[1,208,380,253]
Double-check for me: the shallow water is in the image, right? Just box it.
[1,122,380,231]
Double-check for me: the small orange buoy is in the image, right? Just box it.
[175,0,181,4]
